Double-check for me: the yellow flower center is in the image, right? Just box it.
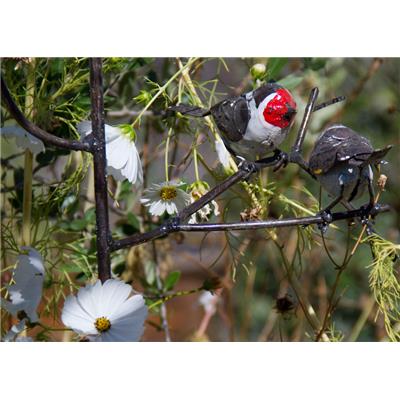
[94,316,111,332]
[160,186,177,201]
[191,190,201,201]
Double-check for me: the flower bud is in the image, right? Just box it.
[377,174,387,191]
[250,63,267,80]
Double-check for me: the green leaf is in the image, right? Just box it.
[50,59,64,75]
[67,218,88,231]
[277,74,303,90]
[134,90,153,105]
[60,263,84,273]
[303,58,327,71]
[84,207,96,224]
[127,212,141,232]
[164,271,181,291]
[267,58,288,79]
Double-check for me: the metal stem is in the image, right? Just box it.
[111,204,390,250]
[1,77,91,152]
[292,87,319,154]
[89,58,111,282]
[177,205,390,232]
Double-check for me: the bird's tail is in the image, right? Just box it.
[361,145,393,167]
[167,104,211,117]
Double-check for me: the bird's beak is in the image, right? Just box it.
[284,106,297,122]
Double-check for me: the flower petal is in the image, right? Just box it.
[98,279,133,317]
[109,294,147,322]
[107,165,126,182]
[107,135,130,169]
[61,295,97,335]
[76,121,93,137]
[135,148,143,184]
[76,281,100,318]
[215,139,231,168]
[104,125,123,142]
[122,144,142,185]
[165,201,178,215]
[149,200,166,216]
[108,321,145,342]
[120,146,135,182]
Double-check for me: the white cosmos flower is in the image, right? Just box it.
[1,125,45,154]
[77,121,143,185]
[188,184,220,224]
[1,247,45,323]
[215,138,231,169]
[140,180,191,216]
[61,279,147,342]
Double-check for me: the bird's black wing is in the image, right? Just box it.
[210,96,250,142]
[168,104,210,117]
[309,126,374,174]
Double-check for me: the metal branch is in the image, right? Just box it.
[292,87,319,154]
[313,95,345,112]
[111,225,173,251]
[177,205,390,232]
[1,76,91,152]
[289,87,320,177]
[111,204,390,251]
[89,58,112,282]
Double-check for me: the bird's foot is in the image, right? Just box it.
[252,150,289,172]
[317,209,333,234]
[359,203,382,235]
[272,150,289,172]
[237,157,262,174]
[161,216,181,234]
[288,149,303,165]
[366,203,382,218]
[288,150,313,176]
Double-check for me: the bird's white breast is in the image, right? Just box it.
[243,93,284,148]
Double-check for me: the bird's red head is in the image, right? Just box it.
[262,88,297,129]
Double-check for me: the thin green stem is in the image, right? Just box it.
[347,296,376,342]
[21,59,36,246]
[22,150,33,246]
[197,152,217,177]
[164,128,173,182]
[148,288,202,310]
[193,143,200,182]
[131,57,199,128]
